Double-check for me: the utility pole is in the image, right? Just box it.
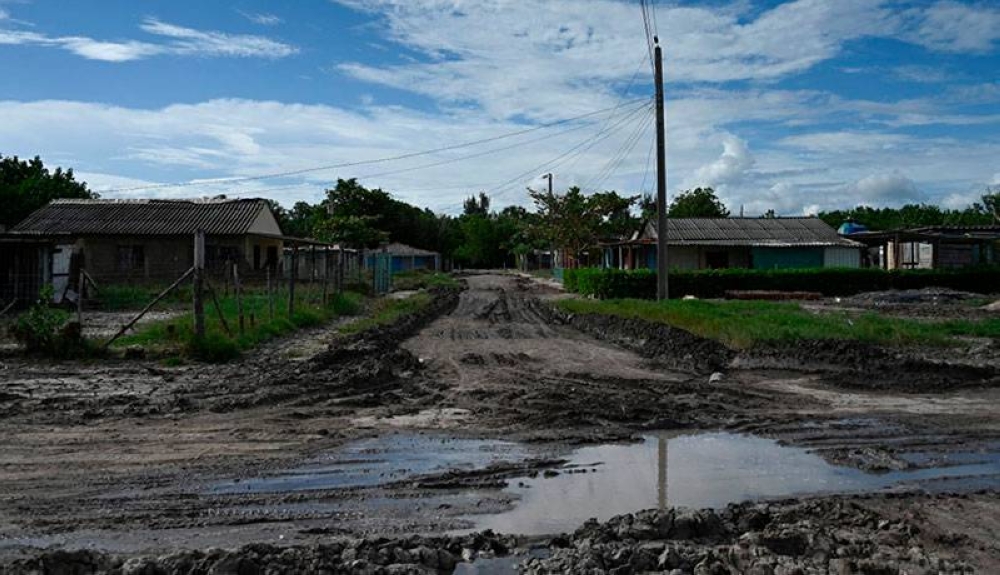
[654,38,669,301]
[543,173,553,195]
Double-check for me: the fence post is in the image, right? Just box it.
[77,270,85,325]
[322,248,330,305]
[266,266,275,320]
[288,243,298,317]
[234,263,244,336]
[193,230,205,339]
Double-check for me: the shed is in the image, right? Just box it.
[364,242,441,273]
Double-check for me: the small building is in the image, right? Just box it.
[605,217,863,271]
[364,242,441,273]
[0,198,320,304]
[844,225,1000,269]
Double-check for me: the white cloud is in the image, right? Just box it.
[333,0,898,121]
[139,18,296,58]
[904,1,1000,54]
[238,10,283,26]
[991,173,1000,185]
[842,173,925,206]
[0,17,296,62]
[690,134,755,188]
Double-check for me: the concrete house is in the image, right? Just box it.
[605,217,863,271]
[1,198,288,303]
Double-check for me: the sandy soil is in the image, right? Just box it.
[1,273,999,573]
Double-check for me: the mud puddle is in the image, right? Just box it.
[467,432,1000,535]
[211,433,531,494]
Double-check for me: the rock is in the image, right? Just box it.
[709,372,724,384]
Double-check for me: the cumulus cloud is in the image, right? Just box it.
[690,134,755,188]
[841,173,925,206]
[0,17,296,62]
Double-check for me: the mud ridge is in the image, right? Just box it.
[524,493,988,574]
[541,306,734,373]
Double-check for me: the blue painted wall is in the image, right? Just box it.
[751,247,824,269]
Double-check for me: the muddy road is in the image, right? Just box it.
[2,272,1000,572]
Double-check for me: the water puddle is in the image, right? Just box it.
[211,433,529,494]
[468,432,1000,535]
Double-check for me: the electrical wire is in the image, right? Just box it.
[93,97,651,194]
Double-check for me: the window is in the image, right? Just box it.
[116,245,145,272]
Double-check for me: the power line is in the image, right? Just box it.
[355,97,651,185]
[433,101,653,212]
[94,97,651,194]
[582,105,653,192]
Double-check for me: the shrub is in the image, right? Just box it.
[9,286,70,353]
[564,266,1000,299]
[186,333,241,363]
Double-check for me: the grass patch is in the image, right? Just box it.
[338,292,433,336]
[392,269,459,291]
[116,288,364,360]
[557,297,1000,349]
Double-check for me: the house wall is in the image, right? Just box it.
[823,247,861,268]
[78,235,281,283]
[751,247,824,269]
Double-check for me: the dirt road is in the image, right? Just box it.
[2,272,1000,573]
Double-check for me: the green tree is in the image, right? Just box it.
[978,186,1000,223]
[528,186,638,267]
[313,215,388,249]
[0,154,96,229]
[462,192,490,217]
[667,187,729,218]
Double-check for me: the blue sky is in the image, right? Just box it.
[1,0,998,215]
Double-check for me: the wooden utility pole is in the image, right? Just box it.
[654,39,669,301]
[193,230,206,338]
[543,172,553,195]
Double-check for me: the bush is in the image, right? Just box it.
[186,333,241,362]
[8,286,99,357]
[565,266,1000,299]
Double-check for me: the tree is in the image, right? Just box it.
[978,186,1000,224]
[462,192,490,217]
[0,154,96,229]
[313,215,388,249]
[667,187,729,218]
[527,186,638,267]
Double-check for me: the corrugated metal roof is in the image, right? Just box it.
[365,242,440,257]
[10,198,272,236]
[640,218,862,248]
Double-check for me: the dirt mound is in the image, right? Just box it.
[985,299,1000,311]
[543,308,735,373]
[843,287,984,306]
[2,532,517,575]
[739,339,1000,392]
[524,496,976,574]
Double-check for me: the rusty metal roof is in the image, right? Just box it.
[9,198,273,236]
[632,218,862,248]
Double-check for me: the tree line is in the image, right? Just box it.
[3,154,999,269]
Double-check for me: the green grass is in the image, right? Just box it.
[338,292,433,336]
[557,298,1000,349]
[391,269,459,291]
[115,287,364,360]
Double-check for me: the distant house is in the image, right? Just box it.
[364,242,441,273]
[844,225,1000,269]
[0,198,328,304]
[605,218,863,270]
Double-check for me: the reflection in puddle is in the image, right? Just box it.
[211,434,529,494]
[469,433,1000,535]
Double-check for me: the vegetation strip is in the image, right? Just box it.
[556,297,1000,349]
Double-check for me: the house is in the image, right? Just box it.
[844,225,1000,269]
[605,217,863,271]
[1,198,328,304]
[363,242,441,273]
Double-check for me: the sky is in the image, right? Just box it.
[1,0,999,216]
